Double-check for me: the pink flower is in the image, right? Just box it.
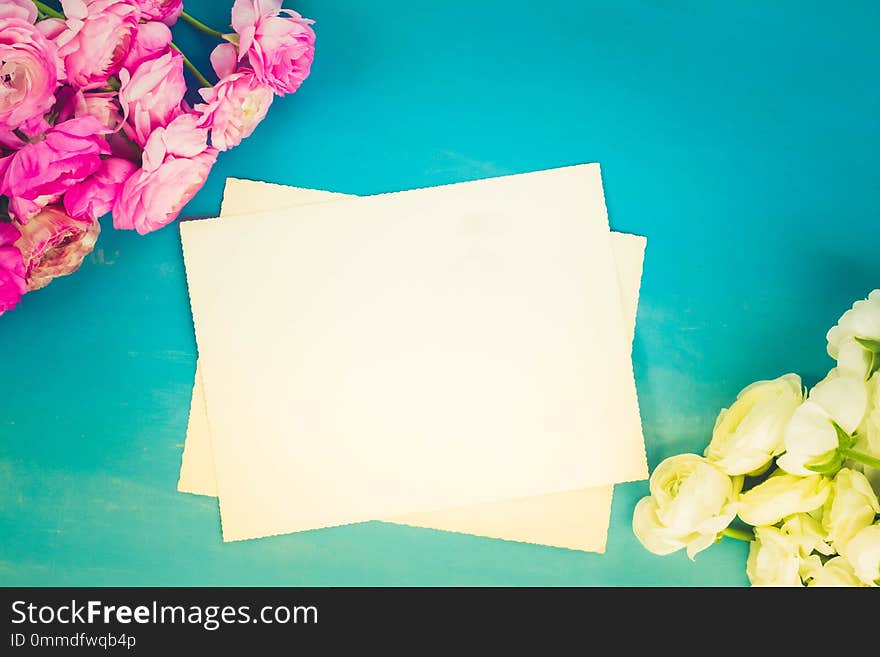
[64,157,137,222]
[0,114,51,150]
[195,48,274,151]
[0,222,26,315]
[0,116,110,222]
[60,89,132,160]
[74,91,123,130]
[121,21,173,72]
[131,0,184,26]
[0,18,61,128]
[114,114,218,235]
[45,86,122,132]
[229,0,315,96]
[13,206,100,291]
[45,0,141,91]
[118,50,187,146]
[0,0,38,23]
[75,92,124,131]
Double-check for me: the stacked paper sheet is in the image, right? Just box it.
[178,164,648,552]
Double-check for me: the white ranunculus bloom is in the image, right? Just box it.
[631,497,687,556]
[861,464,880,499]
[746,526,802,587]
[822,468,880,552]
[704,374,804,476]
[827,289,880,379]
[781,513,833,558]
[842,523,880,586]
[834,338,873,378]
[632,454,742,559]
[737,471,831,527]
[856,372,880,446]
[776,372,868,476]
[776,401,839,475]
[851,373,880,496]
[802,555,867,587]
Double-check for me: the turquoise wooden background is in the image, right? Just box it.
[1,0,878,585]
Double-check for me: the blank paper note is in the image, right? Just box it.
[178,177,646,551]
[181,165,647,542]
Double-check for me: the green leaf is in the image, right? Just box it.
[853,337,880,378]
[721,526,754,542]
[809,423,863,474]
[806,457,843,475]
[855,336,880,353]
[833,421,856,450]
[0,196,9,223]
[869,350,880,379]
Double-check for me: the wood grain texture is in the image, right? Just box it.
[2,0,879,585]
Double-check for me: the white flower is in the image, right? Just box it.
[632,454,742,559]
[780,513,833,558]
[856,373,880,450]
[842,523,880,586]
[704,374,803,476]
[737,471,831,527]
[632,497,688,556]
[776,372,868,476]
[850,373,880,495]
[746,526,802,587]
[827,289,880,379]
[861,465,880,500]
[822,468,880,552]
[802,555,867,587]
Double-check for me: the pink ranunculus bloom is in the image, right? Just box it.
[0,0,38,23]
[0,18,61,129]
[230,0,315,96]
[64,157,137,222]
[0,222,27,315]
[0,116,110,222]
[131,0,183,25]
[0,114,51,150]
[121,20,173,72]
[0,130,21,150]
[13,206,100,291]
[114,114,218,235]
[118,50,187,146]
[47,0,141,91]
[75,91,124,130]
[195,48,274,151]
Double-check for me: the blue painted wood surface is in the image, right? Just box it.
[1,0,878,585]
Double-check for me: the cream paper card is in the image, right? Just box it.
[181,165,647,541]
[178,179,646,552]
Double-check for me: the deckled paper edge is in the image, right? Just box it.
[179,165,648,542]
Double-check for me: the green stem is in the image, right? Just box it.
[169,43,212,88]
[33,1,64,19]
[180,11,226,39]
[840,448,880,470]
[722,527,754,542]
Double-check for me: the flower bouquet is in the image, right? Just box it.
[0,0,315,315]
[634,290,880,586]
